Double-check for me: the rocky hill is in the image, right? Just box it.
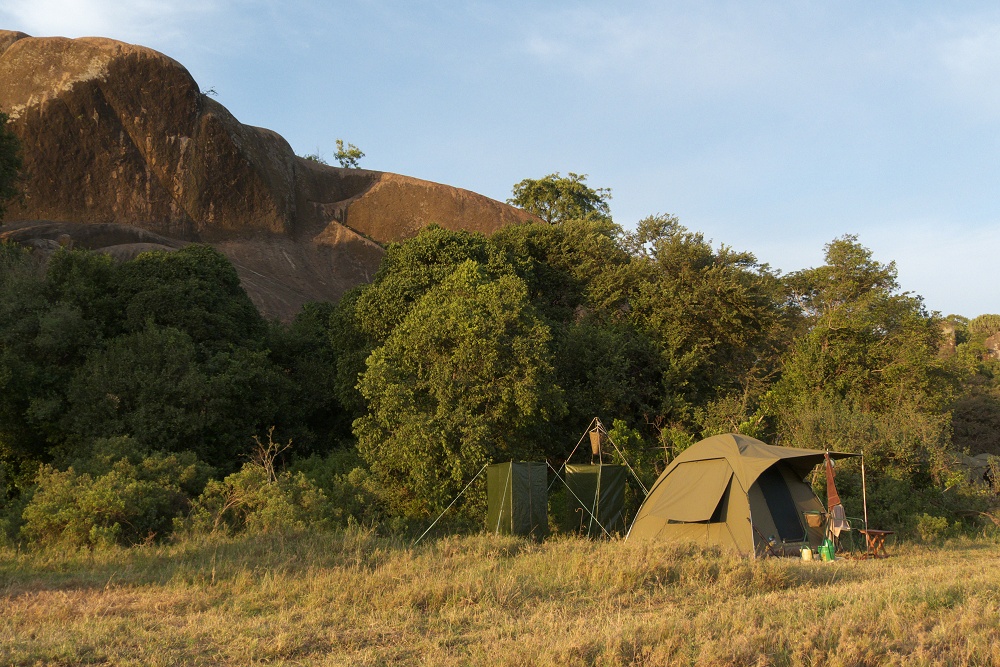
[0,31,535,318]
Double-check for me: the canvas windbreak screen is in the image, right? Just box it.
[487,462,548,538]
[647,458,733,522]
[565,464,627,537]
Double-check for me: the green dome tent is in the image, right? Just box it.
[627,433,856,555]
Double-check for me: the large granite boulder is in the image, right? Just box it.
[0,31,535,318]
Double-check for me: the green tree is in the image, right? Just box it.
[624,215,791,440]
[267,302,348,453]
[969,314,1000,338]
[0,110,22,220]
[330,226,492,419]
[488,217,631,321]
[354,261,565,515]
[61,326,210,458]
[949,318,1000,457]
[348,226,491,342]
[60,323,288,470]
[550,319,662,444]
[113,245,265,357]
[0,247,110,480]
[508,172,612,224]
[335,139,365,168]
[764,236,960,527]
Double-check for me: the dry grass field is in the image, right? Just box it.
[2,530,999,666]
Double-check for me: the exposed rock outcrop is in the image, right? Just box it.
[0,31,536,318]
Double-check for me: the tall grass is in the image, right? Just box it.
[3,530,999,665]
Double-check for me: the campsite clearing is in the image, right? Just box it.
[2,531,999,666]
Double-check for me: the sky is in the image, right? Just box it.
[2,1,998,317]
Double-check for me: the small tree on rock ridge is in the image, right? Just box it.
[335,139,365,169]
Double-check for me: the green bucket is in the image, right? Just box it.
[818,543,835,562]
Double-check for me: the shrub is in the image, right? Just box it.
[291,449,388,527]
[916,513,954,542]
[21,451,210,548]
[183,465,329,536]
[181,430,330,536]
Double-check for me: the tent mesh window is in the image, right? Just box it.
[756,466,806,542]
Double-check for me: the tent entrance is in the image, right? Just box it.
[756,466,806,542]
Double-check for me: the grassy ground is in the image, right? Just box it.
[2,530,999,666]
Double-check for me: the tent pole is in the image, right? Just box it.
[747,493,756,560]
[604,427,649,495]
[861,451,869,531]
[496,462,512,534]
[547,461,612,538]
[549,417,598,491]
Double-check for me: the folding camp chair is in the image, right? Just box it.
[826,505,870,555]
[804,507,866,555]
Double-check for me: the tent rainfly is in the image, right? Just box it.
[627,433,856,555]
[487,462,549,539]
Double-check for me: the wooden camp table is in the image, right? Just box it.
[858,529,894,558]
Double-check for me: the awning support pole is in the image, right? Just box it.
[861,451,869,531]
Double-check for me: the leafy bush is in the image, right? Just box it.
[21,451,211,548]
[181,431,330,536]
[183,465,329,536]
[915,513,954,542]
[291,449,388,527]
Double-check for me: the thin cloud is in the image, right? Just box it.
[0,0,219,44]
[937,19,1000,118]
[515,4,808,97]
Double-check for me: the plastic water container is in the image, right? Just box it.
[800,546,814,561]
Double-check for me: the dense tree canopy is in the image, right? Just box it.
[508,172,611,224]
[623,215,791,438]
[2,170,998,545]
[354,261,564,514]
[0,245,332,488]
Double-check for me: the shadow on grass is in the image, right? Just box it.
[0,526,396,598]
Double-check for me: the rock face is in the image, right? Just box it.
[0,31,535,318]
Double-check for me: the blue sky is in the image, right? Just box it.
[3,1,998,317]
